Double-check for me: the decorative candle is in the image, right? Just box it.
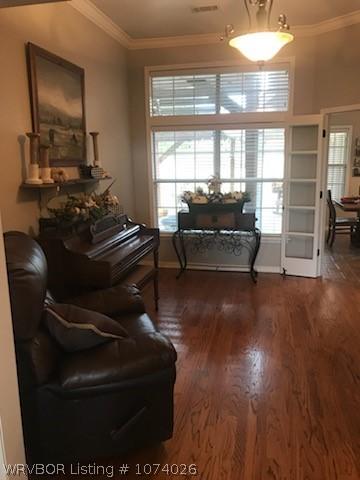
[25,132,42,185]
[39,144,50,168]
[26,132,40,165]
[89,132,100,167]
[39,145,54,184]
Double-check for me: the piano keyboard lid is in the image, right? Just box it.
[63,224,142,259]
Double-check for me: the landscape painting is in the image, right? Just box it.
[27,43,86,166]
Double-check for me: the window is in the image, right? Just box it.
[150,68,289,116]
[153,128,285,234]
[148,64,290,234]
[327,127,351,200]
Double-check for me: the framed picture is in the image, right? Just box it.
[353,157,360,168]
[27,43,86,166]
[355,138,360,157]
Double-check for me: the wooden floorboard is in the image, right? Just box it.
[36,266,360,479]
[323,235,360,283]
[122,268,360,480]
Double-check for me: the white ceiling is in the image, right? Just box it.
[90,0,360,39]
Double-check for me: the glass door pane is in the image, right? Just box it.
[288,209,315,234]
[285,236,314,259]
[289,182,316,207]
[291,153,317,179]
[282,120,322,277]
[292,126,318,151]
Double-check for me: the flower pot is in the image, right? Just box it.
[187,201,246,215]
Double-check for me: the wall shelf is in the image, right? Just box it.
[20,177,112,190]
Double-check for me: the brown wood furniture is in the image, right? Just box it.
[327,190,358,247]
[39,214,160,309]
[172,210,261,282]
[20,177,112,190]
[332,192,360,246]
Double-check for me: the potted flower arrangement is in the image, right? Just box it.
[181,176,250,214]
[42,184,120,234]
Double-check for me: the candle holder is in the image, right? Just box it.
[39,145,54,184]
[89,132,100,167]
[25,132,42,185]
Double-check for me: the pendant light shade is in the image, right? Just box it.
[224,1,294,64]
[229,31,294,63]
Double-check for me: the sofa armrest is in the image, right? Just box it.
[16,329,61,390]
[59,331,177,391]
[65,284,146,317]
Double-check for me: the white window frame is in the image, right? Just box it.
[327,125,352,198]
[144,58,295,236]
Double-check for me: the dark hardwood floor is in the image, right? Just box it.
[117,268,360,480]
[323,235,360,283]
[35,268,360,479]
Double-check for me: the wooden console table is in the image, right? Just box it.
[172,210,261,283]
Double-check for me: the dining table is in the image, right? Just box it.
[335,198,360,245]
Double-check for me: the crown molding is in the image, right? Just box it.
[68,1,360,50]
[69,0,131,48]
[0,0,64,6]
[129,32,221,50]
[292,9,360,37]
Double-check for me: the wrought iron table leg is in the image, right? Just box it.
[176,230,188,279]
[172,230,186,279]
[179,230,187,269]
[250,229,261,284]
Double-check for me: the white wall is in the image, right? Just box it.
[0,424,6,480]
[0,213,26,475]
[0,2,134,234]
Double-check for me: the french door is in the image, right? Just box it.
[281,116,324,277]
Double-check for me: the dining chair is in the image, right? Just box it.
[326,190,358,247]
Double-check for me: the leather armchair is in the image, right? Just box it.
[4,231,177,463]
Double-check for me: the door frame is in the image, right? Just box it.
[319,104,360,275]
[0,213,27,476]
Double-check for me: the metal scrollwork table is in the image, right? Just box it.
[172,210,261,283]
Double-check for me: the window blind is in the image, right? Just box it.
[150,68,289,117]
[153,128,285,234]
[327,129,349,200]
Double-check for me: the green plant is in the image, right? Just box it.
[47,187,119,224]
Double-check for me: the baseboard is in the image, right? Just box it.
[141,260,281,274]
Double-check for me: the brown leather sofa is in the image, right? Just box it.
[4,231,177,463]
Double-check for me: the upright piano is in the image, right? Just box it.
[39,214,160,309]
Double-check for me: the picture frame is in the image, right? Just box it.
[353,157,360,168]
[27,42,86,167]
[355,137,360,157]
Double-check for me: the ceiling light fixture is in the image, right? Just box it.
[223,0,294,65]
